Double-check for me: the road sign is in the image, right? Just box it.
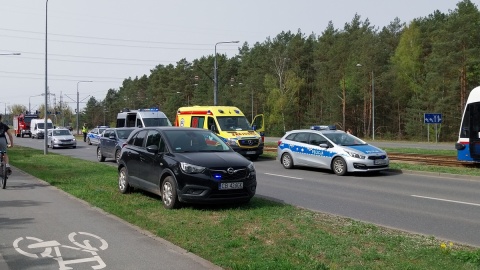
[424,113,442,124]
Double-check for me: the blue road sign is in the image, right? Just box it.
[424,113,442,124]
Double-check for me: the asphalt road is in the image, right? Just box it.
[9,136,480,249]
[0,138,221,269]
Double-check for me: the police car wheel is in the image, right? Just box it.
[332,157,347,176]
[87,138,91,145]
[281,153,294,169]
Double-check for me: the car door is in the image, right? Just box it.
[289,132,310,166]
[304,133,333,169]
[138,130,166,194]
[124,130,147,186]
[103,129,115,157]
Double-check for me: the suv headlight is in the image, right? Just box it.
[226,138,238,146]
[180,162,206,174]
[345,150,365,159]
[247,162,256,176]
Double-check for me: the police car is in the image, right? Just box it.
[87,126,109,145]
[277,126,389,176]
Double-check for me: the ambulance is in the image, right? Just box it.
[175,106,264,160]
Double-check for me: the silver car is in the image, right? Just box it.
[277,126,389,175]
[47,129,77,149]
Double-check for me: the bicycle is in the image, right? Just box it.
[0,150,7,189]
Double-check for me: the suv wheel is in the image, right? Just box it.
[162,176,179,209]
[281,153,294,169]
[97,147,105,162]
[115,149,121,164]
[118,167,131,194]
[332,157,347,176]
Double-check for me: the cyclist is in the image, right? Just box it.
[0,114,13,175]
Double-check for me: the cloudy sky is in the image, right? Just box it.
[0,0,468,113]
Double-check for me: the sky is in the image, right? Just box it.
[0,0,472,114]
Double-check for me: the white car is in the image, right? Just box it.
[277,126,389,176]
[47,129,77,149]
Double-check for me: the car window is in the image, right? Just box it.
[293,133,309,144]
[117,129,134,139]
[146,130,161,148]
[133,130,147,147]
[309,133,329,146]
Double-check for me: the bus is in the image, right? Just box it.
[456,86,480,162]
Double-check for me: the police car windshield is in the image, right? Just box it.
[217,116,251,131]
[143,118,172,127]
[323,133,366,146]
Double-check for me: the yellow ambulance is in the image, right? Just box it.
[175,106,264,160]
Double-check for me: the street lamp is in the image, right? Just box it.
[44,0,49,155]
[356,64,375,140]
[76,81,93,135]
[214,40,239,105]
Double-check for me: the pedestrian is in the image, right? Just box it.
[346,128,352,134]
[82,123,88,142]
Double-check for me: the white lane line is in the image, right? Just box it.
[411,195,480,207]
[264,173,303,180]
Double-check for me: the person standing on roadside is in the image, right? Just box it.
[0,114,14,175]
[82,123,88,142]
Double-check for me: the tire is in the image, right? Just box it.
[281,153,294,169]
[115,149,121,164]
[118,167,131,194]
[87,138,92,145]
[97,147,105,162]
[332,157,348,176]
[162,176,180,209]
[1,163,7,189]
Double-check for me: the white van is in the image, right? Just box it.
[116,108,171,128]
[31,118,54,139]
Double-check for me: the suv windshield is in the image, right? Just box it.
[165,130,231,153]
[217,116,251,131]
[143,118,172,127]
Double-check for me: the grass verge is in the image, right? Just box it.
[9,146,480,269]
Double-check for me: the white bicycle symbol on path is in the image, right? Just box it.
[13,232,108,270]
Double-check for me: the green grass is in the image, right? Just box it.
[8,146,480,269]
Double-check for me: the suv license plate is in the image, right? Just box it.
[219,182,243,190]
[246,151,256,155]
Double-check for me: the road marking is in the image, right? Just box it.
[411,195,480,207]
[264,173,303,180]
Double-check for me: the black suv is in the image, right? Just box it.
[117,127,257,209]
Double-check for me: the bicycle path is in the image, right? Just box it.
[0,167,222,270]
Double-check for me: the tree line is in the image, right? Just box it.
[8,0,480,141]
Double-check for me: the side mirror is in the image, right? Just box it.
[252,125,257,131]
[319,143,329,149]
[210,125,217,133]
[146,145,159,153]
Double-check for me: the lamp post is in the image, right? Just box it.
[356,64,375,140]
[214,40,239,105]
[44,0,49,155]
[76,81,93,135]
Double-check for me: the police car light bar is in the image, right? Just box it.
[310,125,336,131]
